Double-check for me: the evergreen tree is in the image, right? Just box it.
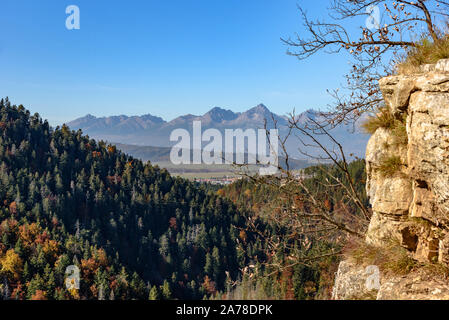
[160,280,171,300]
[148,286,160,300]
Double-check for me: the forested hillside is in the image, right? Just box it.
[0,98,256,300]
[217,160,368,300]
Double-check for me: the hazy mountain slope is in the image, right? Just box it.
[114,143,172,162]
[67,104,369,159]
[113,143,312,172]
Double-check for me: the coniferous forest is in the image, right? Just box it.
[0,98,367,300]
[0,98,261,300]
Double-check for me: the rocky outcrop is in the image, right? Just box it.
[377,271,449,300]
[332,261,379,300]
[366,59,449,262]
[333,260,449,300]
[333,59,449,300]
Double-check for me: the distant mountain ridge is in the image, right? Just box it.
[67,113,166,133]
[69,104,287,134]
[67,104,369,159]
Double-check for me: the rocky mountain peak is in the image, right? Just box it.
[204,107,238,122]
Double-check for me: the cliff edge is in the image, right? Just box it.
[333,59,449,300]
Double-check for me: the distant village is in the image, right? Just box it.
[193,176,242,185]
[192,170,314,186]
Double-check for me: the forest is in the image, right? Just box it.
[0,98,367,300]
[216,159,367,300]
[0,98,263,300]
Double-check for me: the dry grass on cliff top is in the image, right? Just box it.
[397,33,449,74]
[344,238,417,276]
[362,109,408,146]
[362,107,396,134]
[344,238,449,278]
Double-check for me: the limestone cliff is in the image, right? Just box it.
[333,59,449,300]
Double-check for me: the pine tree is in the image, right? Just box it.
[148,286,160,300]
[2,277,10,300]
[160,280,171,300]
[98,284,105,301]
[204,253,213,275]
[23,261,30,282]
[109,289,115,301]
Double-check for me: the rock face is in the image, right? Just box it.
[333,59,449,300]
[366,59,449,261]
[332,261,379,300]
[377,272,449,300]
[333,260,449,300]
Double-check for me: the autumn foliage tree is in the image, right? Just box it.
[0,249,23,280]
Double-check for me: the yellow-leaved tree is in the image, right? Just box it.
[0,249,23,280]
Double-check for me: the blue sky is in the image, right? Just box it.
[0,0,356,125]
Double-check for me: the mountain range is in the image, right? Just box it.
[66,104,370,160]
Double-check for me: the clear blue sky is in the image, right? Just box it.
[0,0,355,125]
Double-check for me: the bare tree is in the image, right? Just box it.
[282,0,449,124]
[229,0,449,293]
[235,113,371,277]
